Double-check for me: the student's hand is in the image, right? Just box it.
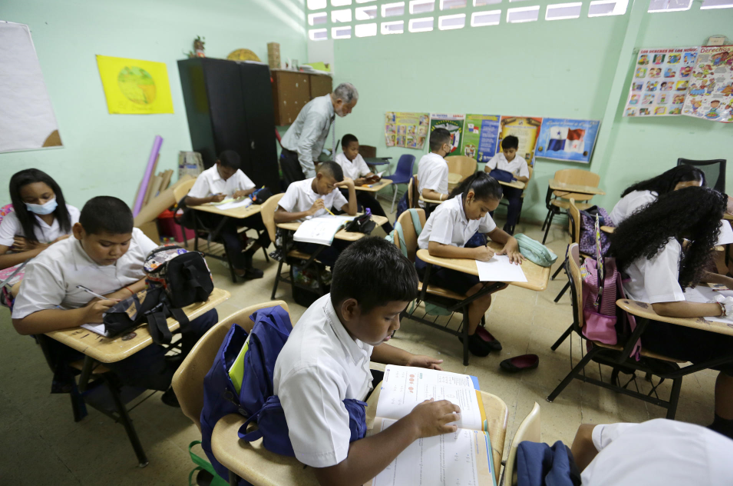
[336,177,355,189]
[83,299,119,324]
[209,194,226,203]
[498,238,524,264]
[309,199,326,215]
[473,246,495,262]
[232,190,248,200]
[407,398,460,438]
[52,235,70,244]
[12,236,47,252]
[354,177,366,186]
[406,355,444,370]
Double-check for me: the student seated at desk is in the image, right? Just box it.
[274,161,356,267]
[416,172,523,357]
[416,128,451,212]
[274,237,458,486]
[484,136,529,233]
[185,150,268,280]
[610,165,704,225]
[334,134,393,233]
[11,196,218,407]
[610,187,733,439]
[0,169,80,270]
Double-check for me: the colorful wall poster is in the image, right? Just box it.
[498,117,542,166]
[624,47,700,118]
[384,112,429,149]
[461,114,501,163]
[682,46,733,123]
[0,22,63,153]
[96,55,174,114]
[535,118,600,164]
[429,114,465,155]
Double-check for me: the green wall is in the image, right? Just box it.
[0,0,308,208]
[323,1,732,221]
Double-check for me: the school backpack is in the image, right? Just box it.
[578,206,614,257]
[516,440,581,486]
[488,169,515,183]
[514,234,558,268]
[144,246,214,308]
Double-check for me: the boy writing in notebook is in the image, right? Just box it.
[185,150,268,280]
[274,237,460,486]
[11,196,218,406]
[484,136,529,233]
[416,128,451,213]
[334,134,393,233]
[274,161,357,266]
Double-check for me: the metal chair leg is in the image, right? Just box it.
[271,259,285,299]
[462,309,470,366]
[666,377,683,420]
[542,210,556,244]
[228,470,240,486]
[552,257,567,280]
[550,324,574,351]
[554,282,570,303]
[105,376,148,467]
[390,184,400,213]
[547,345,599,402]
[541,208,553,231]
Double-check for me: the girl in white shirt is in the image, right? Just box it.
[610,187,733,439]
[0,169,79,270]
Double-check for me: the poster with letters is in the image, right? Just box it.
[535,118,600,164]
[384,112,429,149]
[429,114,465,156]
[461,114,500,163]
[682,46,733,123]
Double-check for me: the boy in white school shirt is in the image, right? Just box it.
[334,134,393,233]
[185,150,268,280]
[484,136,529,234]
[12,196,218,407]
[416,128,451,215]
[274,237,460,486]
[274,161,357,267]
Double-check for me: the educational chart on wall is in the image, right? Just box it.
[535,118,600,164]
[384,112,429,149]
[682,46,733,123]
[461,114,501,163]
[624,47,700,118]
[0,22,63,153]
[429,114,465,156]
[498,117,542,167]
[96,55,174,114]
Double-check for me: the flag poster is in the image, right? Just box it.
[461,114,501,163]
[498,116,542,167]
[535,118,600,164]
[624,47,699,118]
[429,114,465,156]
[682,46,733,123]
[384,112,429,149]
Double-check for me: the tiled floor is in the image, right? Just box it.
[0,206,717,485]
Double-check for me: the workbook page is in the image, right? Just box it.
[293,216,353,245]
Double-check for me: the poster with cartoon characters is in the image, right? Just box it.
[498,116,543,167]
[460,114,501,163]
[384,112,429,149]
[624,47,700,118]
[535,118,600,164]
[429,114,465,156]
[682,46,733,123]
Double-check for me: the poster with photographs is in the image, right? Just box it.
[384,112,429,149]
[682,46,733,123]
[429,114,465,156]
[498,116,543,167]
[535,118,600,164]
[461,114,501,163]
[624,47,700,118]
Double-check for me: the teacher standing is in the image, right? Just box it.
[280,82,359,186]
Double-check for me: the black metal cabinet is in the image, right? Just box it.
[178,58,279,193]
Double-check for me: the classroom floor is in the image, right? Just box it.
[0,203,718,485]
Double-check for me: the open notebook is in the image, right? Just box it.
[365,365,497,486]
[293,215,355,246]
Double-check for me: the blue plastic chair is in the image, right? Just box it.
[383,154,416,213]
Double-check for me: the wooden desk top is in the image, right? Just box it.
[549,179,605,196]
[499,180,526,190]
[448,173,463,184]
[355,179,393,193]
[416,242,551,292]
[45,288,230,363]
[617,299,733,337]
[419,195,444,205]
[725,213,733,221]
[277,215,389,242]
[211,379,508,485]
[192,202,262,219]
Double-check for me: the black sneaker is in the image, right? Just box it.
[458,333,492,357]
[161,387,180,408]
[244,267,264,279]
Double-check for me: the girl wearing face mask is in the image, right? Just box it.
[0,169,79,270]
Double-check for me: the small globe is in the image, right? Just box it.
[118,66,156,105]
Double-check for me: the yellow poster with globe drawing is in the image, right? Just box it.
[96,55,174,114]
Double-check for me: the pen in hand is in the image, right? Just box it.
[77,285,111,301]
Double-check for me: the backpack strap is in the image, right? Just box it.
[170,307,191,329]
[147,311,173,345]
[238,412,263,443]
[408,208,423,235]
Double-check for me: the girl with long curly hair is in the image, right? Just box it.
[610,186,733,438]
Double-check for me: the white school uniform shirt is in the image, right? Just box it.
[0,204,80,247]
[621,237,685,304]
[273,294,373,468]
[280,94,335,178]
[12,228,159,319]
[416,153,449,208]
[485,153,529,179]
[609,190,657,225]
[417,194,497,250]
[187,165,255,199]
[277,178,348,222]
[582,419,733,486]
[334,152,371,180]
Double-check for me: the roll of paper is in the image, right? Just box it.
[133,135,163,216]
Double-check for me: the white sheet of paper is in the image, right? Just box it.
[80,323,109,336]
[475,255,527,283]
[215,199,252,210]
[683,286,733,324]
[718,220,733,246]
[293,215,354,245]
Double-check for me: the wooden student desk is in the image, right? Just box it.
[499,180,526,190]
[355,179,393,193]
[617,299,733,337]
[212,378,508,486]
[548,178,606,197]
[277,214,389,242]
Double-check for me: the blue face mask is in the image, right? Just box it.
[26,197,58,215]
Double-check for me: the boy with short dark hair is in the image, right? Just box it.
[484,135,529,233]
[274,237,458,485]
[334,134,393,233]
[12,196,218,406]
[417,128,451,210]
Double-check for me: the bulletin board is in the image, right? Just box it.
[682,46,733,123]
[461,114,501,163]
[535,118,600,164]
[384,112,429,149]
[429,114,465,156]
[498,117,542,167]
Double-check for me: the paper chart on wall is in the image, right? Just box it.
[624,47,700,118]
[429,114,466,156]
[498,117,542,167]
[96,55,174,114]
[384,112,429,149]
[535,118,600,164]
[682,46,733,123]
[461,115,501,163]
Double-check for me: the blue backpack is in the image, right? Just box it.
[516,441,581,486]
